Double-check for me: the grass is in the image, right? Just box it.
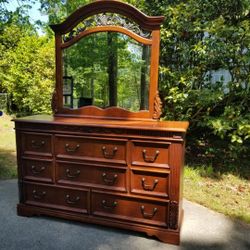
[0,113,17,179]
[0,114,249,224]
[184,165,250,224]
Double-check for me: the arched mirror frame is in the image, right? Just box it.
[50,0,164,120]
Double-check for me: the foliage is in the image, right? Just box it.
[138,0,250,169]
[0,24,54,114]
[0,1,54,114]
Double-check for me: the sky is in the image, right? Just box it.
[6,0,48,24]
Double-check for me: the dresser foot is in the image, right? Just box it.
[17,204,39,217]
[147,230,180,245]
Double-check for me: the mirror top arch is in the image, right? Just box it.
[50,0,164,34]
[50,0,164,121]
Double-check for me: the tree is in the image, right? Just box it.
[0,0,55,114]
[1,30,54,114]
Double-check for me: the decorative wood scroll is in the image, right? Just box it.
[153,91,162,119]
[63,13,152,43]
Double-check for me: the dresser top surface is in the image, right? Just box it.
[13,115,189,133]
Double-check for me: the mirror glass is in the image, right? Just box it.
[62,32,151,111]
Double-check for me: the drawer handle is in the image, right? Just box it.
[66,169,81,178]
[31,140,45,149]
[140,206,157,219]
[101,199,118,209]
[102,173,118,185]
[65,194,80,204]
[31,165,46,175]
[142,149,160,163]
[65,143,80,153]
[141,178,159,191]
[102,146,118,159]
[32,190,46,200]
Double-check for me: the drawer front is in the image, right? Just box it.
[131,169,169,198]
[131,140,170,168]
[22,158,53,183]
[55,135,126,164]
[24,183,88,214]
[56,162,127,192]
[21,132,52,156]
[92,192,168,227]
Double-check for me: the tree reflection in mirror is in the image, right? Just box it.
[62,32,151,111]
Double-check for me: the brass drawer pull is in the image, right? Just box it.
[102,173,118,185]
[102,146,118,159]
[101,199,118,209]
[66,169,81,178]
[31,165,46,175]
[65,194,80,204]
[141,178,158,191]
[65,143,80,153]
[31,140,45,149]
[32,190,46,200]
[140,206,157,219]
[142,149,160,163]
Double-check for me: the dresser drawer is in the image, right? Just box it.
[55,135,126,164]
[131,168,169,198]
[21,132,52,156]
[22,158,53,183]
[56,162,127,192]
[24,183,88,214]
[92,192,168,227]
[131,140,170,168]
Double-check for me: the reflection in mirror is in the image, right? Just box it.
[62,32,151,111]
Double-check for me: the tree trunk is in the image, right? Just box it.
[107,32,118,107]
[140,45,150,110]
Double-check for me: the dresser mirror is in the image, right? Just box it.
[50,3,164,119]
[62,31,151,111]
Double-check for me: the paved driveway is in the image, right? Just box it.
[0,179,249,250]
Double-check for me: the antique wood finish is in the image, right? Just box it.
[15,115,188,245]
[22,157,53,183]
[15,1,188,246]
[56,161,127,192]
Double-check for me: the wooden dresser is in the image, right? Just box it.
[14,1,189,245]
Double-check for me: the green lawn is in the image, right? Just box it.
[0,113,16,179]
[0,114,249,224]
[184,166,250,223]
